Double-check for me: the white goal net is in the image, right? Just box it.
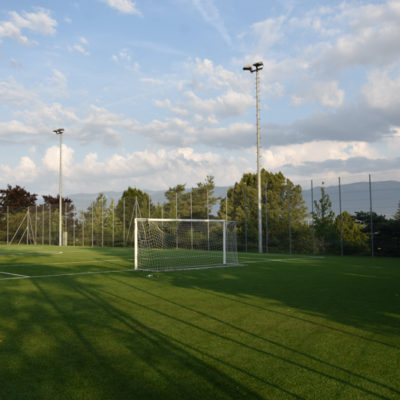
[134,218,239,271]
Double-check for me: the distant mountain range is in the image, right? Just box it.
[67,180,399,218]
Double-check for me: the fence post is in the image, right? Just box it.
[311,180,315,254]
[35,206,38,245]
[288,182,292,255]
[91,201,94,247]
[82,216,85,247]
[112,201,115,247]
[101,198,104,248]
[49,204,51,245]
[369,174,374,257]
[42,206,44,245]
[191,190,193,250]
[123,198,126,246]
[265,186,269,253]
[244,185,248,252]
[339,177,343,256]
[6,206,9,245]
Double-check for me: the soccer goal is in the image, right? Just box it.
[134,218,239,271]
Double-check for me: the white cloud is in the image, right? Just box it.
[312,2,400,72]
[0,156,38,184]
[49,69,68,91]
[291,80,345,108]
[140,77,162,85]
[58,147,250,192]
[250,15,286,53]
[184,89,254,118]
[0,78,38,106]
[42,144,74,176]
[0,120,38,138]
[191,0,231,45]
[0,9,57,45]
[362,68,400,110]
[75,105,138,146]
[112,49,140,71]
[189,58,246,92]
[68,43,90,56]
[262,140,380,171]
[100,0,142,16]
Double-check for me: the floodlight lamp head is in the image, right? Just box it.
[253,61,264,70]
[53,128,64,135]
[243,65,253,72]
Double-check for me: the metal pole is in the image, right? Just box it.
[123,198,126,246]
[112,201,115,247]
[288,182,292,255]
[311,180,315,254]
[369,174,374,257]
[256,67,262,254]
[265,186,269,253]
[175,192,178,219]
[244,185,248,252]
[26,208,29,245]
[207,190,209,251]
[35,205,37,245]
[64,204,67,246]
[53,129,64,246]
[49,204,51,245]
[6,206,9,245]
[82,216,85,247]
[339,177,343,256]
[190,190,193,250]
[225,192,228,221]
[101,197,104,247]
[91,201,94,247]
[175,192,178,249]
[42,206,44,245]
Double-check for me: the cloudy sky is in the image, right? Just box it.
[0,0,399,196]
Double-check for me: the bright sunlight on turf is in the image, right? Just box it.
[0,245,399,399]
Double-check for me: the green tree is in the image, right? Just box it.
[164,184,186,218]
[162,176,219,219]
[219,169,308,252]
[334,211,369,254]
[312,185,337,253]
[81,193,108,247]
[115,187,155,245]
[395,201,400,221]
[0,185,37,213]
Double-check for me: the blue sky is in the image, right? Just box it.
[0,0,399,196]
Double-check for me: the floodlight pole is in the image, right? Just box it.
[243,61,263,253]
[54,128,64,246]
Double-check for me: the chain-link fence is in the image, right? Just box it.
[0,175,399,256]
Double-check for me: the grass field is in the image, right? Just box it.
[0,246,399,399]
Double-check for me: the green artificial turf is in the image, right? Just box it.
[0,245,399,399]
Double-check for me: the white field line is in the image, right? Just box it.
[0,271,29,277]
[0,258,134,269]
[0,268,136,281]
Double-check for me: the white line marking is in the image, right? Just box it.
[0,268,135,281]
[0,271,29,277]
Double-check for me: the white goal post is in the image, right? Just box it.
[134,218,239,271]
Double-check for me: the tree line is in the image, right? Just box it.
[0,173,399,256]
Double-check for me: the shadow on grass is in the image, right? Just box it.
[0,272,275,400]
[161,255,400,339]
[107,276,400,400]
[1,249,399,399]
